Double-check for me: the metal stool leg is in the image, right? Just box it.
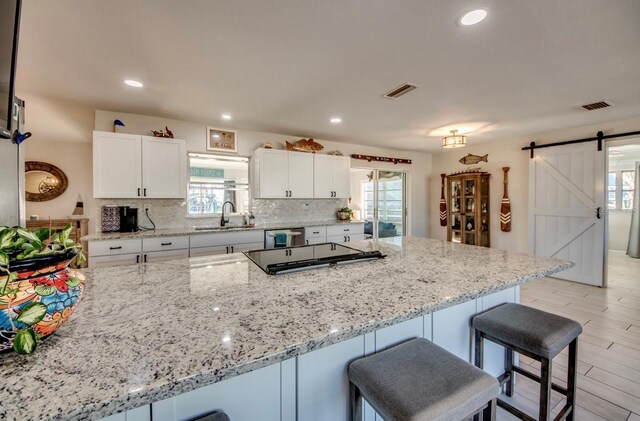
[350,381,362,421]
[475,330,484,369]
[505,347,514,397]
[483,398,497,421]
[539,357,552,421]
[566,339,578,421]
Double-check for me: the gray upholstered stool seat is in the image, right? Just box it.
[348,338,499,421]
[472,303,582,421]
[472,302,582,359]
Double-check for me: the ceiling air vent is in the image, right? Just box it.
[383,82,420,99]
[581,100,611,111]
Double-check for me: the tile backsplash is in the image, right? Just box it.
[94,198,347,232]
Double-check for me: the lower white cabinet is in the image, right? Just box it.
[189,231,264,257]
[297,336,365,421]
[89,236,190,268]
[90,253,142,268]
[143,249,189,263]
[151,363,281,421]
[432,299,478,362]
[327,233,366,243]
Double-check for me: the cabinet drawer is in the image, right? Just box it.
[89,239,142,257]
[189,242,263,258]
[142,236,189,252]
[89,253,140,268]
[326,223,364,237]
[305,237,326,245]
[304,226,327,239]
[190,230,264,248]
[143,249,189,263]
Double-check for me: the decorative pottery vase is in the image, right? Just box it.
[337,211,351,221]
[0,249,85,353]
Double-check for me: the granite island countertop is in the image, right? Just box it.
[0,237,573,420]
[82,219,366,241]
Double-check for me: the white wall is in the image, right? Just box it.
[20,92,96,230]
[429,116,640,253]
[95,110,432,237]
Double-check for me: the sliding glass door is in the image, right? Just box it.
[351,169,406,239]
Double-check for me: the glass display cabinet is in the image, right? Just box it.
[446,172,491,247]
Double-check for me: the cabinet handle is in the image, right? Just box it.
[306,240,309,245]
[109,246,122,250]
[143,188,147,197]
[285,190,289,197]
[344,229,350,232]
[136,255,140,264]
[161,242,172,246]
[143,254,147,263]
[348,236,351,241]
[226,246,229,254]
[312,231,320,234]
[137,188,141,197]
[231,245,234,253]
[289,190,292,197]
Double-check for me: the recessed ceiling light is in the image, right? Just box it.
[330,117,342,124]
[460,9,487,26]
[221,114,232,120]
[124,79,143,88]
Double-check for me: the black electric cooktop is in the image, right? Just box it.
[243,243,385,275]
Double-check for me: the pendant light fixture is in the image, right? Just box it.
[442,130,467,148]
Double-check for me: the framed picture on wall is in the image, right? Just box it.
[206,127,237,153]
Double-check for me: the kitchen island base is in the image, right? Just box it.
[103,286,518,421]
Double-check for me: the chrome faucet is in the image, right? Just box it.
[220,201,236,227]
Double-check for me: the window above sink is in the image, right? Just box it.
[188,153,250,216]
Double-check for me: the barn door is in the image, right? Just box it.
[529,143,606,286]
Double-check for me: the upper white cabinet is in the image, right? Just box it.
[141,136,187,198]
[93,132,142,198]
[253,148,314,198]
[313,154,351,198]
[253,148,350,199]
[93,131,186,199]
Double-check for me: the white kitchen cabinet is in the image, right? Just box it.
[89,253,142,268]
[252,148,318,199]
[143,249,189,263]
[432,299,478,362]
[190,230,264,257]
[141,136,187,198]
[93,132,142,198]
[93,131,186,199]
[305,237,326,245]
[327,233,365,243]
[151,363,281,421]
[142,236,190,252]
[297,335,364,421]
[313,154,351,198]
[288,151,315,198]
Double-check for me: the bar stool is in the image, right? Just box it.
[348,338,499,421]
[472,303,582,421]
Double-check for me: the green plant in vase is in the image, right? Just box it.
[0,224,86,354]
[337,207,354,221]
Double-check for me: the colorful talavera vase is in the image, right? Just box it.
[0,249,85,353]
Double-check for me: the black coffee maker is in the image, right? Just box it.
[119,206,139,232]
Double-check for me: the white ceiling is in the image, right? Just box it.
[16,0,640,152]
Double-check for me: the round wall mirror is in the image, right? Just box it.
[25,161,68,202]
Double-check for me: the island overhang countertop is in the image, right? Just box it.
[0,237,573,420]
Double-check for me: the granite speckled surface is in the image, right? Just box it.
[82,219,365,241]
[0,237,573,421]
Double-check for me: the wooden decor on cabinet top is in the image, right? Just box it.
[446,172,490,247]
[25,218,89,268]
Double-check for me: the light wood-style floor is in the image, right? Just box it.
[496,251,640,420]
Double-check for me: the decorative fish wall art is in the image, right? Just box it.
[440,174,447,226]
[459,153,488,165]
[285,138,324,153]
[501,167,512,232]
